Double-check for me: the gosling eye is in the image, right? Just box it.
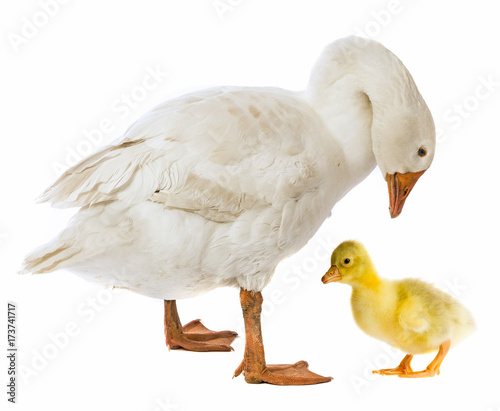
[343,258,351,265]
[418,147,427,157]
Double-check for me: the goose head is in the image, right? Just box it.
[307,36,436,218]
[371,101,435,218]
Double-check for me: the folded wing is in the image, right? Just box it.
[38,87,322,223]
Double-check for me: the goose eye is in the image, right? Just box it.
[343,258,351,265]
[418,147,427,157]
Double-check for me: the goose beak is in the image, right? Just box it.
[322,265,342,284]
[386,170,426,218]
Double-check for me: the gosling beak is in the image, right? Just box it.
[322,265,342,284]
[386,170,426,218]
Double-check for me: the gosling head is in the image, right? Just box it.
[321,240,378,287]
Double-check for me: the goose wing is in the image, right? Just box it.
[38,87,324,223]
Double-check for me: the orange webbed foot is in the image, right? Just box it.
[168,319,237,352]
[373,354,413,376]
[234,289,333,385]
[234,360,332,385]
[397,368,439,378]
[374,340,451,379]
[164,300,237,352]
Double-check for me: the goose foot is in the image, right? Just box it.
[234,359,333,385]
[233,288,332,385]
[164,300,237,352]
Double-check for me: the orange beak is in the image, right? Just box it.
[322,265,342,284]
[386,170,426,218]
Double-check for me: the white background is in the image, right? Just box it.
[1,1,500,410]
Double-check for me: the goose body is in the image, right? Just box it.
[24,85,375,297]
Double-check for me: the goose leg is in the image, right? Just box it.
[164,300,237,352]
[398,340,451,378]
[233,288,333,385]
[373,354,414,376]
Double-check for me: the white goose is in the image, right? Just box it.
[21,36,436,385]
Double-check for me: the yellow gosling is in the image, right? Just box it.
[322,240,475,378]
